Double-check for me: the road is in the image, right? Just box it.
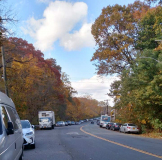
[24,121,162,160]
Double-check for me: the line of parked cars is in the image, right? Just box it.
[98,120,140,134]
[55,119,92,127]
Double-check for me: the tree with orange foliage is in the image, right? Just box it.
[91,1,150,75]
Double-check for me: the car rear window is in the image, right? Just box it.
[128,124,136,126]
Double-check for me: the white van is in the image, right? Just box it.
[0,91,24,160]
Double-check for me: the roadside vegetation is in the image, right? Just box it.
[91,0,162,134]
[0,37,101,123]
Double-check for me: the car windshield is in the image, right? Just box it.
[39,118,51,122]
[21,120,31,129]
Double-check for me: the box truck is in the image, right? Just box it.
[38,111,55,129]
[100,114,111,128]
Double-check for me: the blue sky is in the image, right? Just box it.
[7,0,136,105]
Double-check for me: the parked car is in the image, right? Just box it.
[97,119,100,125]
[75,121,81,125]
[110,123,122,131]
[120,123,139,133]
[0,91,24,160]
[106,122,114,129]
[66,120,71,125]
[65,121,68,126]
[101,121,109,128]
[91,121,94,124]
[56,121,65,126]
[79,120,83,123]
[21,120,35,149]
[71,121,75,125]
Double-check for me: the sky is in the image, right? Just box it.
[6,0,137,106]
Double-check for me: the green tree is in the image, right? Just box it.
[136,6,162,50]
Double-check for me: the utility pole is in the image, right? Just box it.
[104,99,109,115]
[1,46,9,96]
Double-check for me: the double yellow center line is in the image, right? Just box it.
[80,126,162,159]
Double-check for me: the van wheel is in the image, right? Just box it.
[19,147,23,160]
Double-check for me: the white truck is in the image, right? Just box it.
[38,111,55,129]
[100,114,111,128]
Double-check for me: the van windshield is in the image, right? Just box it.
[0,113,2,135]
[21,120,31,129]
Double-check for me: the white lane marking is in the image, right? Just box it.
[66,132,79,135]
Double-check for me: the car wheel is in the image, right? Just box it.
[32,143,35,149]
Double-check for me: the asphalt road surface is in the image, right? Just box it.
[24,121,162,160]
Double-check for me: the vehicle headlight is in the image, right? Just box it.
[25,131,33,136]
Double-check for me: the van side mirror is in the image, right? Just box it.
[7,122,14,135]
[32,125,35,128]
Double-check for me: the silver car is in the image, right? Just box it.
[120,123,139,133]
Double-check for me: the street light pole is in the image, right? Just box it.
[1,46,9,96]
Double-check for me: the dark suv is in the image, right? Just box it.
[106,122,114,129]
[110,123,122,131]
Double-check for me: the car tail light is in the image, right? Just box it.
[115,125,118,127]
[137,128,139,129]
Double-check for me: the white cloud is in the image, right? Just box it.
[60,23,95,51]
[22,1,95,51]
[71,75,120,106]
